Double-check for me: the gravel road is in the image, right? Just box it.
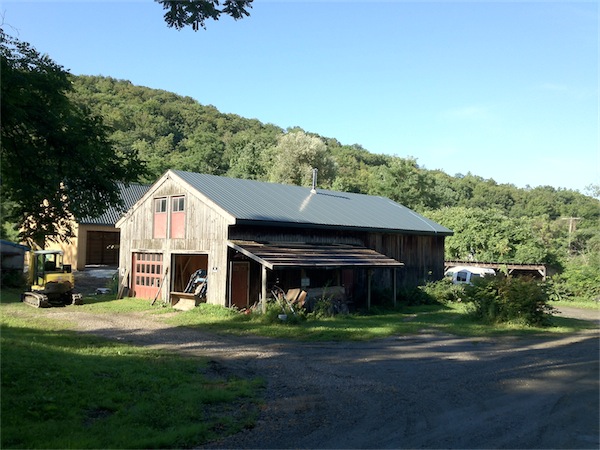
[42,305,599,449]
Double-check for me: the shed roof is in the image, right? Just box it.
[228,241,404,270]
[79,183,150,226]
[171,170,452,236]
[0,240,30,255]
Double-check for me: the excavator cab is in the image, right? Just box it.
[22,250,83,308]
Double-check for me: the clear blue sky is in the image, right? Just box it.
[3,1,598,192]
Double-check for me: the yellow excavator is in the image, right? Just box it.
[22,250,83,308]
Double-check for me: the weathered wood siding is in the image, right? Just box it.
[232,225,447,288]
[230,225,364,246]
[118,177,233,305]
[366,233,446,286]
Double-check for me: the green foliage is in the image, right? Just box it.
[551,254,600,301]
[158,0,253,31]
[267,131,336,188]
[419,279,465,303]
[261,301,305,325]
[0,33,145,246]
[0,270,26,289]
[425,207,557,264]
[396,279,464,306]
[462,277,555,326]
[370,157,437,210]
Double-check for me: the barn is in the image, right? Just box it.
[45,183,149,270]
[116,170,453,309]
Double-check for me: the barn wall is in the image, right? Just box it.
[366,233,446,287]
[229,225,364,246]
[44,221,80,270]
[118,177,232,305]
[232,225,446,288]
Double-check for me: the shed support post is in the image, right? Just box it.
[261,264,267,313]
[392,268,397,307]
[367,268,372,310]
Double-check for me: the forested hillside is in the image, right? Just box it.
[69,75,599,299]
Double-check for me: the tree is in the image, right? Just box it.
[157,0,253,30]
[370,157,436,211]
[0,31,145,247]
[267,131,336,188]
[425,207,554,264]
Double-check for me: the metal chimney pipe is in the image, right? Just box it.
[311,168,318,193]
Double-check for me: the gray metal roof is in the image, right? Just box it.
[79,183,150,226]
[171,170,452,236]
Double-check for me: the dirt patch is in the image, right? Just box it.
[40,306,599,449]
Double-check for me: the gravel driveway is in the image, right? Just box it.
[43,306,599,449]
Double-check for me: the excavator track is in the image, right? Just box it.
[22,292,51,308]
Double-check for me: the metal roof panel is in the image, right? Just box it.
[173,171,452,236]
[79,183,150,226]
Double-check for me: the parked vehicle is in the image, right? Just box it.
[22,250,83,308]
[445,266,496,285]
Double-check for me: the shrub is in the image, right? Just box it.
[261,301,305,325]
[397,286,435,306]
[419,278,465,303]
[395,279,463,306]
[1,270,26,288]
[552,257,600,302]
[463,276,555,326]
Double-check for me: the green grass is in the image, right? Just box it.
[1,285,596,449]
[0,291,264,449]
[165,301,597,341]
[551,299,600,310]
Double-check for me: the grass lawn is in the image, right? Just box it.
[0,289,264,449]
[165,301,596,341]
[1,286,596,449]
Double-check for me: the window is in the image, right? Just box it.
[155,198,167,213]
[170,195,186,239]
[456,271,468,283]
[153,197,168,238]
[172,196,185,212]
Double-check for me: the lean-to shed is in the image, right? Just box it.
[116,170,453,309]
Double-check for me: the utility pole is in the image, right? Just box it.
[560,217,581,254]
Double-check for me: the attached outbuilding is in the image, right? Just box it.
[116,170,453,309]
[45,183,149,270]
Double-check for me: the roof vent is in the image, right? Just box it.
[311,168,318,194]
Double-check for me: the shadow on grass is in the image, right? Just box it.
[1,322,263,449]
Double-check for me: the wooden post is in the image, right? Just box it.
[151,266,169,306]
[261,265,267,313]
[367,268,372,310]
[392,268,397,307]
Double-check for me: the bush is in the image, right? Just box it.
[552,256,600,302]
[419,278,465,303]
[396,279,463,306]
[397,286,435,306]
[1,270,26,288]
[261,301,305,325]
[463,276,555,326]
